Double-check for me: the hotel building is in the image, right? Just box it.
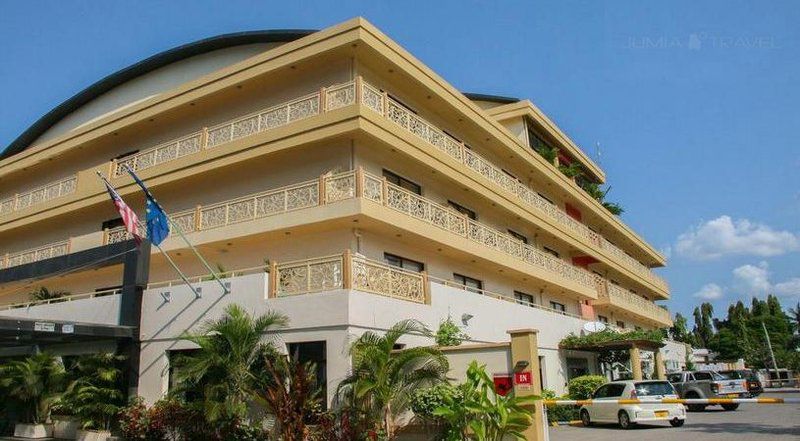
[0,18,675,403]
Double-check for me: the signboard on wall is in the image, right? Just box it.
[514,371,533,389]
[493,374,512,396]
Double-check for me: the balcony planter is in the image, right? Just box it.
[13,423,54,439]
[53,415,81,439]
[76,429,112,441]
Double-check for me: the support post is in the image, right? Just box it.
[630,346,643,381]
[421,271,431,305]
[320,87,327,112]
[268,260,278,298]
[342,249,353,290]
[355,167,364,198]
[655,349,666,380]
[319,174,327,206]
[355,75,363,105]
[508,329,544,441]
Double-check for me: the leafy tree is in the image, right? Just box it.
[692,303,715,348]
[66,353,127,431]
[336,319,449,438]
[0,353,66,424]
[788,302,800,333]
[173,304,288,423]
[432,361,538,440]
[434,316,469,347]
[669,313,692,343]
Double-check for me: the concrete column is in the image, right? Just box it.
[508,329,544,441]
[655,350,666,380]
[629,346,643,381]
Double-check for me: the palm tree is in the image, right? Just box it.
[0,353,67,424]
[67,353,127,431]
[29,287,70,303]
[336,319,449,438]
[172,303,288,423]
[255,356,321,441]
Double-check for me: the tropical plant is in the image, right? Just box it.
[336,319,449,438]
[0,353,67,424]
[566,375,606,400]
[432,361,538,440]
[172,303,288,423]
[66,353,127,431]
[28,287,70,302]
[255,354,322,441]
[534,145,558,164]
[602,202,624,215]
[434,317,468,347]
[557,162,583,179]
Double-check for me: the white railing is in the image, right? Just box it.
[111,81,357,177]
[357,80,668,292]
[0,288,121,311]
[600,282,671,324]
[0,176,77,216]
[0,240,70,270]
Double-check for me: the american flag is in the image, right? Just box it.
[102,178,142,245]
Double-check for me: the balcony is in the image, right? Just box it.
[593,282,672,327]
[0,175,77,216]
[1,78,666,297]
[0,240,70,270]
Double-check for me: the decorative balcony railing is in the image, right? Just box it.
[5,77,665,295]
[0,176,77,216]
[595,282,672,325]
[0,240,70,270]
[269,250,427,303]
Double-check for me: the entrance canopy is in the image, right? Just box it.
[0,317,134,352]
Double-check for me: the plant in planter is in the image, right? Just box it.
[49,402,81,439]
[67,353,127,441]
[0,353,67,439]
[28,287,70,303]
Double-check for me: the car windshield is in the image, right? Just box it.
[712,371,729,380]
[635,381,675,396]
[722,371,743,379]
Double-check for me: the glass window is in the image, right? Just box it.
[694,372,713,381]
[616,321,626,329]
[550,301,566,312]
[507,229,528,244]
[635,382,676,396]
[668,373,683,383]
[607,384,626,397]
[287,341,327,409]
[448,200,477,220]
[592,384,609,399]
[383,169,421,195]
[453,273,483,293]
[384,253,424,272]
[514,291,535,306]
[598,315,608,324]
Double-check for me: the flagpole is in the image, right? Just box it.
[122,166,229,294]
[96,171,202,298]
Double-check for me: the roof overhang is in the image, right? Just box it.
[0,317,134,350]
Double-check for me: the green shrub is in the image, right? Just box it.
[410,384,461,421]
[567,375,607,400]
[541,390,578,424]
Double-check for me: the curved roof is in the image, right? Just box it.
[1,29,316,160]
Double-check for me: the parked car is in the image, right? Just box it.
[580,380,686,429]
[720,369,763,396]
[667,371,748,411]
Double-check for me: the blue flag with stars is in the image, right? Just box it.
[125,167,170,246]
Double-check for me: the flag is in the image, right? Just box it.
[102,179,142,245]
[125,167,170,246]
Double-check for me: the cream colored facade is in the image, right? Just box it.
[0,18,671,398]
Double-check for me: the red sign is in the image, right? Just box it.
[493,375,512,396]
[514,371,533,387]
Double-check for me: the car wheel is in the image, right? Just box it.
[670,418,685,427]
[721,404,739,411]
[618,410,635,430]
[580,409,592,427]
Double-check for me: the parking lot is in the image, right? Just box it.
[549,392,800,441]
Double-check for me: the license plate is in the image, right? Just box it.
[726,394,738,398]
[655,411,669,418]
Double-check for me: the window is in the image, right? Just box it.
[693,372,713,381]
[448,201,476,220]
[287,341,327,408]
[592,384,610,399]
[543,247,560,258]
[453,273,483,293]
[507,229,528,244]
[616,321,626,329]
[598,315,608,324]
[383,169,421,195]
[514,291,535,307]
[668,373,683,383]
[634,381,676,397]
[549,301,566,313]
[606,384,626,397]
[566,357,589,380]
[102,218,125,230]
[384,253,424,272]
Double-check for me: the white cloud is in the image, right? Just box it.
[731,262,800,300]
[675,216,800,260]
[693,283,724,300]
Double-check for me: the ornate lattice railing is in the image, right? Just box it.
[0,176,77,216]
[598,282,672,325]
[357,79,667,293]
[111,81,357,177]
[0,240,70,270]
[270,251,426,303]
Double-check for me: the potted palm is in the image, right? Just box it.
[50,402,80,439]
[70,353,127,441]
[0,353,66,439]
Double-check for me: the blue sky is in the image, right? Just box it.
[2,1,798,319]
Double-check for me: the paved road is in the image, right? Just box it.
[548,392,800,441]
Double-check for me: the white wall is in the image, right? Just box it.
[0,293,122,325]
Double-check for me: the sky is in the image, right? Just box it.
[1,1,798,320]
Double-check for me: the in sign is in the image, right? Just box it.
[514,371,533,387]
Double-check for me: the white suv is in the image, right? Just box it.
[580,380,686,429]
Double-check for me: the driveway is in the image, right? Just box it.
[548,392,800,441]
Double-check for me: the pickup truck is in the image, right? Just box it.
[667,371,748,411]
